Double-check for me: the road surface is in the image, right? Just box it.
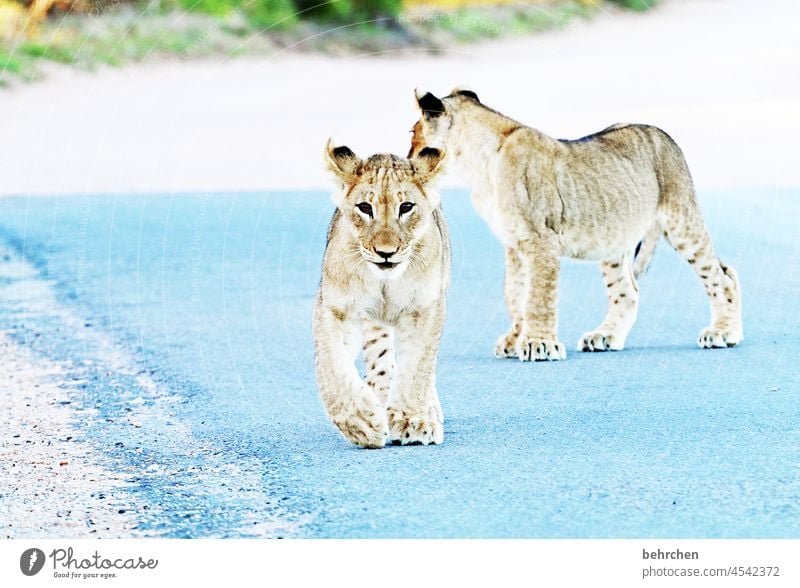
[1,188,798,538]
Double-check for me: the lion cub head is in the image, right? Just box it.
[408,87,479,158]
[325,139,446,279]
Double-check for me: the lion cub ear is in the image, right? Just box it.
[413,146,446,182]
[414,89,445,118]
[325,138,362,183]
[413,147,445,208]
[450,86,479,103]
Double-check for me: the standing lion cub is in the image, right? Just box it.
[313,141,450,448]
[409,87,743,361]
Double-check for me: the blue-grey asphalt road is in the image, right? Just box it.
[1,189,798,538]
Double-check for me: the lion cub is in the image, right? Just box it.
[409,88,743,361]
[313,141,449,448]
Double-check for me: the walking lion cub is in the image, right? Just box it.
[409,88,743,361]
[313,141,449,448]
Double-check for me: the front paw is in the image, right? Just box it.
[494,330,519,358]
[697,326,742,349]
[516,336,566,362]
[387,407,444,446]
[333,404,389,449]
[578,330,624,352]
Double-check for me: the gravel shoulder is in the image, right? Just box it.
[0,256,139,538]
[0,332,140,538]
[0,242,303,538]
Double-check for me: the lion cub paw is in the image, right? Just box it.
[333,405,389,449]
[697,326,742,349]
[578,330,624,352]
[494,330,520,358]
[516,337,566,362]
[387,407,444,446]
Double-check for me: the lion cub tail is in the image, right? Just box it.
[632,222,661,279]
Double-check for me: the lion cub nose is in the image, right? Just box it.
[374,247,399,260]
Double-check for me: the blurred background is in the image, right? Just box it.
[1,0,797,196]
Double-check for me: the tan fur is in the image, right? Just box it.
[410,88,743,360]
[313,141,450,447]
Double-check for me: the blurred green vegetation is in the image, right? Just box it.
[0,47,22,73]
[607,0,654,11]
[412,1,593,44]
[181,0,299,29]
[291,0,403,21]
[0,0,658,84]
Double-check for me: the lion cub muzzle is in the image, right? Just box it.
[373,247,401,270]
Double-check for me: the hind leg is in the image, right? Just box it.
[362,322,395,405]
[659,205,743,348]
[495,247,525,358]
[579,252,639,352]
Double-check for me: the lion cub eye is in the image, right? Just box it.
[398,202,415,216]
[355,202,373,217]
